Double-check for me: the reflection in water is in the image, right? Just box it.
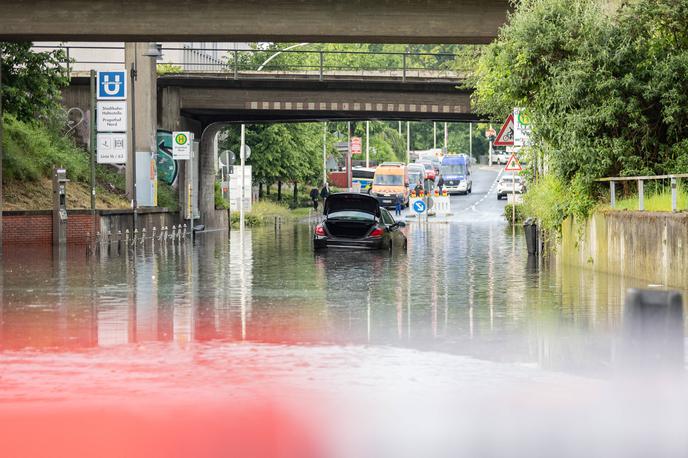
[2,222,684,375]
[1,221,687,457]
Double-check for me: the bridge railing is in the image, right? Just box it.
[33,44,464,82]
[596,174,688,212]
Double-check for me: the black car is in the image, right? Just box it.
[313,193,407,251]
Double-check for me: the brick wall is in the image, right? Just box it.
[2,211,99,246]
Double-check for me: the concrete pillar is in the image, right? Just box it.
[199,123,230,229]
[125,42,158,202]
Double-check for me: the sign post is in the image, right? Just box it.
[504,153,523,227]
[494,114,515,148]
[485,125,496,165]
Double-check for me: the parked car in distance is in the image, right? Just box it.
[440,154,472,195]
[407,163,425,190]
[493,151,509,165]
[497,174,525,200]
[415,161,436,181]
[352,166,376,193]
[370,162,409,208]
[313,193,407,251]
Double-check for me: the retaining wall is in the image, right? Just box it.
[560,211,688,288]
[2,208,230,246]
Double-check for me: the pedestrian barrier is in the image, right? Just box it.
[433,193,451,216]
[90,224,192,258]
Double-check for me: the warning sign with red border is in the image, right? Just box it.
[494,114,514,147]
[504,153,522,172]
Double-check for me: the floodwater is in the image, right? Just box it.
[1,220,687,457]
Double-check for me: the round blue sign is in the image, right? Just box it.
[413,200,427,214]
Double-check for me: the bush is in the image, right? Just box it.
[2,114,89,182]
[521,174,595,234]
[215,182,229,210]
[229,201,301,228]
[504,203,525,225]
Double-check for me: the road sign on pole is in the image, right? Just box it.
[97,71,127,100]
[514,107,531,147]
[494,114,514,147]
[504,153,522,172]
[413,199,427,214]
[351,136,362,155]
[172,131,192,160]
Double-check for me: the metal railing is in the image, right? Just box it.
[33,44,463,82]
[597,174,688,212]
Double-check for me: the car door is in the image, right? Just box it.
[380,208,403,245]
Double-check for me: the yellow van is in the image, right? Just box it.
[371,162,409,208]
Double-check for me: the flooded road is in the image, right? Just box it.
[1,171,687,457]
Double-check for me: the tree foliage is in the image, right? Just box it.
[1,42,70,124]
[473,0,688,182]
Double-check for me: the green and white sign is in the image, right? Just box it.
[172,131,192,160]
[514,107,531,148]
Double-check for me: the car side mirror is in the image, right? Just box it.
[397,221,406,228]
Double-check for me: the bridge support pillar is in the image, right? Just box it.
[125,42,158,202]
[199,123,231,230]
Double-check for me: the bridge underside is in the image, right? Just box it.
[0,0,509,43]
[159,77,482,127]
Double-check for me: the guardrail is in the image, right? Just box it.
[33,45,462,82]
[596,174,688,211]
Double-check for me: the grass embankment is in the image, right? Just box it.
[611,187,688,212]
[510,175,688,234]
[229,201,313,228]
[2,115,178,211]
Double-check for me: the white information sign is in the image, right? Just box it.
[97,133,128,164]
[97,101,127,132]
[173,131,193,160]
[514,107,531,147]
[229,165,252,212]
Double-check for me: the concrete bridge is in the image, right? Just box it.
[157,74,477,127]
[0,0,511,44]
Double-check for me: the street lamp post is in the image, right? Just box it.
[257,43,309,71]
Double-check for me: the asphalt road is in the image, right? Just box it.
[404,165,507,223]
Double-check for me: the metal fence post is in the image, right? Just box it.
[319,51,324,81]
[402,53,407,82]
[610,180,616,208]
[638,179,644,211]
[671,177,677,212]
[233,49,238,80]
[66,47,71,76]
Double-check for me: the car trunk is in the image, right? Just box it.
[324,193,380,239]
[325,220,375,238]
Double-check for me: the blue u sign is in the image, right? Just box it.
[413,200,426,214]
[97,71,127,100]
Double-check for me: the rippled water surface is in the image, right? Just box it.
[1,221,687,457]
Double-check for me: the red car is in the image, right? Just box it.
[416,161,436,181]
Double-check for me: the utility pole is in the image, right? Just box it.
[444,122,448,154]
[406,121,411,163]
[240,124,246,229]
[469,122,473,157]
[347,121,352,190]
[433,122,437,151]
[366,120,370,168]
[398,121,402,135]
[323,122,327,186]
[89,70,97,236]
[129,44,138,231]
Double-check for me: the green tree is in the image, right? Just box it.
[1,42,70,124]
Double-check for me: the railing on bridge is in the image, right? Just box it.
[597,174,688,212]
[33,44,464,82]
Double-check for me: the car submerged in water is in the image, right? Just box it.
[313,193,407,251]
